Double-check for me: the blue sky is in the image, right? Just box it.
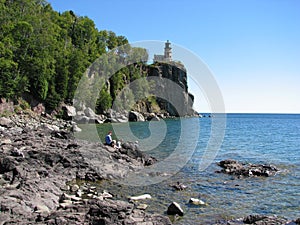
[48,0,300,113]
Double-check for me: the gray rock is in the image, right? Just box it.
[74,115,90,124]
[0,117,13,128]
[71,184,80,192]
[84,107,96,118]
[71,124,82,132]
[217,159,279,177]
[167,202,184,216]
[128,111,145,122]
[62,105,76,117]
[189,198,206,205]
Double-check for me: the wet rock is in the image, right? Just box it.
[120,141,157,166]
[167,202,184,216]
[128,111,145,122]
[189,198,206,205]
[214,214,297,225]
[129,194,152,201]
[171,181,188,191]
[217,159,279,177]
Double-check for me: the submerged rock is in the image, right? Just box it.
[214,214,299,225]
[217,159,279,177]
[129,194,152,201]
[171,181,188,191]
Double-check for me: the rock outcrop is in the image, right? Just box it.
[0,113,170,224]
[216,159,279,177]
[214,214,300,225]
[148,62,195,117]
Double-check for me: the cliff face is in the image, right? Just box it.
[147,62,195,117]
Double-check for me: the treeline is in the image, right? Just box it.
[0,0,147,112]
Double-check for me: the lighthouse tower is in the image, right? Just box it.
[164,40,172,62]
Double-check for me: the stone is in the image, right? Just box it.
[84,107,96,118]
[171,182,187,191]
[1,138,12,145]
[34,204,50,213]
[137,204,148,210]
[62,105,76,117]
[74,115,90,124]
[32,103,45,115]
[0,117,13,128]
[71,184,80,192]
[128,111,145,122]
[189,198,205,205]
[76,190,83,197]
[217,159,279,177]
[129,194,152,201]
[167,202,184,216]
[11,147,25,158]
[71,124,82,132]
[100,190,113,199]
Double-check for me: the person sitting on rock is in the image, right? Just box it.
[105,131,116,147]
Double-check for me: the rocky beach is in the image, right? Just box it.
[1,112,300,225]
[0,112,171,224]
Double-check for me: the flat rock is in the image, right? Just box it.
[217,159,279,177]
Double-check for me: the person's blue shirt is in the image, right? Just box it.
[105,133,112,145]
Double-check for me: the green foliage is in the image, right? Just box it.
[0,0,130,110]
[0,0,162,115]
[96,88,112,114]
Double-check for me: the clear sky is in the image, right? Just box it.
[47,0,300,113]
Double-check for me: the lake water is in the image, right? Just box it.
[77,114,300,224]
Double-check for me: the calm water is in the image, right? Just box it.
[77,114,300,224]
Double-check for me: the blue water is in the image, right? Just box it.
[78,114,300,224]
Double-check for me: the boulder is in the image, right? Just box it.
[217,159,279,177]
[0,98,14,114]
[147,113,160,121]
[0,117,13,128]
[32,103,45,115]
[71,124,82,132]
[128,111,145,122]
[62,105,76,118]
[167,202,184,216]
[84,107,96,118]
[74,115,90,124]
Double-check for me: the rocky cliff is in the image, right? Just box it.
[147,62,195,117]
